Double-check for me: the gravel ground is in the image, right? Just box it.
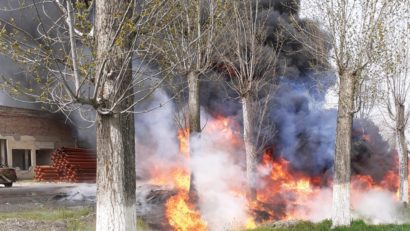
[0,219,68,231]
[0,181,96,231]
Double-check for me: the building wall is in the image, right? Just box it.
[0,106,76,177]
[0,106,74,144]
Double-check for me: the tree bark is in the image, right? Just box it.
[242,94,257,200]
[188,71,200,201]
[95,1,136,230]
[188,71,201,135]
[96,113,136,231]
[395,102,408,206]
[332,71,354,228]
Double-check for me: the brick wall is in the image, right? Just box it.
[0,106,75,147]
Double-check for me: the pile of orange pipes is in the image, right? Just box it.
[35,147,96,183]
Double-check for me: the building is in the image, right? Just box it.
[0,106,75,177]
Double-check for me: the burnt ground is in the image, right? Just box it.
[0,181,96,231]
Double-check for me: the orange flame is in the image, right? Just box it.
[162,128,208,231]
[149,115,402,229]
[178,129,190,157]
[165,191,207,231]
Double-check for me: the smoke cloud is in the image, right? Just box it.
[190,129,248,230]
[134,88,251,230]
[288,187,408,224]
[0,0,405,229]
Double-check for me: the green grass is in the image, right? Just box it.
[67,219,95,231]
[0,208,91,221]
[67,217,149,231]
[0,207,94,231]
[137,218,150,230]
[248,220,410,231]
[0,208,149,231]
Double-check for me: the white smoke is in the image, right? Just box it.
[134,88,182,180]
[134,86,251,230]
[52,85,406,229]
[288,186,408,225]
[135,88,179,158]
[61,183,96,201]
[352,189,407,224]
[287,188,333,222]
[191,131,248,231]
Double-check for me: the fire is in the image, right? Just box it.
[178,129,190,156]
[162,128,208,231]
[148,115,403,230]
[161,165,207,231]
[174,169,190,190]
[282,179,313,193]
[157,117,246,230]
[254,152,323,221]
[148,163,190,189]
[165,191,207,231]
[253,149,401,223]
[259,153,319,195]
[245,217,256,229]
[205,115,241,147]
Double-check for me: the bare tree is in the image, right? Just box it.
[298,0,393,227]
[143,0,229,197]
[0,0,165,230]
[379,1,410,206]
[216,0,280,200]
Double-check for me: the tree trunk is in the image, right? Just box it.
[95,1,136,230]
[395,102,408,206]
[242,94,257,200]
[332,71,354,228]
[188,71,201,135]
[96,114,136,231]
[188,71,200,201]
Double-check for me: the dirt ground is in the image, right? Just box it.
[0,181,96,231]
[0,218,82,231]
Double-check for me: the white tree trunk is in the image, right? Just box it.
[395,103,408,206]
[188,71,201,201]
[95,1,136,230]
[242,94,257,200]
[96,114,136,231]
[188,71,201,135]
[332,72,354,227]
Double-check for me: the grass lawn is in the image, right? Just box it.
[0,208,91,221]
[2,208,409,231]
[0,207,95,231]
[0,208,149,231]
[248,220,410,231]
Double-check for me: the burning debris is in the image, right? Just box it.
[136,185,177,231]
[136,112,405,230]
[0,0,402,230]
[133,79,406,231]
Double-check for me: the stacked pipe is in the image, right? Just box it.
[35,147,96,183]
[34,166,61,181]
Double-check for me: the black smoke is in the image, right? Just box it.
[256,0,330,79]
[196,0,396,181]
[352,119,396,182]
